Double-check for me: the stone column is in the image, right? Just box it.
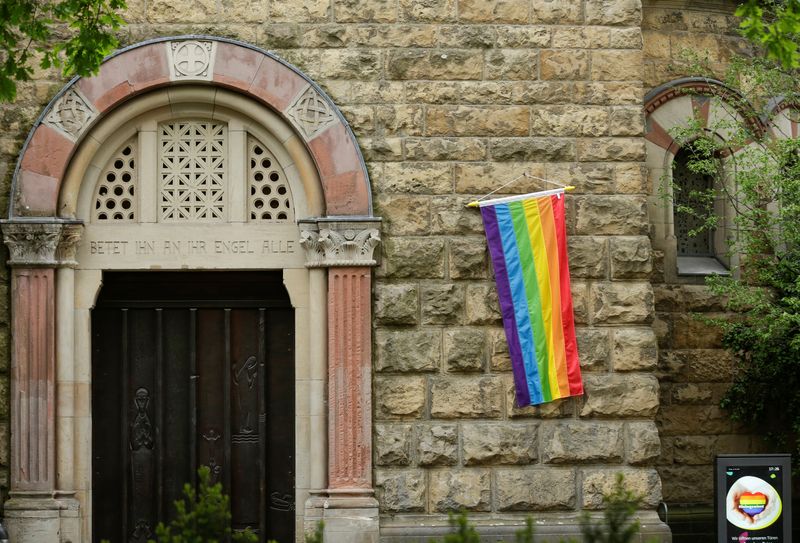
[0,220,83,543]
[300,220,381,543]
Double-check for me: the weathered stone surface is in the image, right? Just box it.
[421,283,465,324]
[404,138,487,161]
[270,0,330,21]
[580,374,659,418]
[0,422,8,465]
[627,422,661,465]
[376,329,440,372]
[319,49,381,79]
[531,106,609,137]
[426,106,529,136]
[387,49,482,79]
[577,138,646,162]
[568,236,608,278]
[496,468,576,510]
[531,0,583,24]
[462,423,537,465]
[614,162,648,193]
[376,194,431,235]
[611,328,657,371]
[375,423,414,466]
[485,49,537,80]
[464,283,502,325]
[592,282,654,324]
[490,138,576,162]
[610,236,652,278]
[609,28,643,48]
[586,0,641,25]
[436,25,498,48]
[376,105,425,136]
[381,237,445,279]
[431,196,486,235]
[571,281,589,325]
[455,162,546,195]
[576,327,610,371]
[658,349,734,383]
[575,196,648,235]
[458,0,529,23]
[374,283,419,325]
[582,468,662,509]
[382,162,453,194]
[449,237,487,279]
[399,0,456,21]
[334,0,397,22]
[540,50,589,80]
[540,421,624,464]
[418,423,458,466]
[609,107,644,136]
[375,470,426,512]
[671,313,725,349]
[444,328,485,372]
[489,328,511,371]
[657,465,713,503]
[430,376,503,418]
[506,378,577,418]
[671,436,718,466]
[375,376,426,420]
[430,469,491,512]
[657,405,731,436]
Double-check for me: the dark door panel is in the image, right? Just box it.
[92,272,294,543]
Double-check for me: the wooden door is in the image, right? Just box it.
[92,272,295,543]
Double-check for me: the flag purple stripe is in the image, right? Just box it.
[481,206,530,407]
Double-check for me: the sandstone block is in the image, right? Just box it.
[531,0,582,24]
[375,194,430,235]
[613,162,648,193]
[672,436,717,466]
[359,138,403,161]
[465,283,502,325]
[404,138,487,161]
[609,28,643,48]
[577,82,643,106]
[547,163,614,194]
[375,376,426,419]
[485,49,537,81]
[421,283,465,325]
[437,25,498,48]
[591,282,654,324]
[458,0,528,22]
[426,106,529,136]
[571,281,589,325]
[489,328,511,371]
[382,162,452,194]
[319,49,381,80]
[462,422,537,465]
[375,470,426,512]
[147,0,216,22]
[376,329,440,373]
[657,465,712,503]
[670,383,714,404]
[334,0,397,22]
[375,423,414,466]
[348,24,437,48]
[580,374,659,418]
[506,378,576,418]
[496,468,576,510]
[444,328,486,372]
[577,137,646,161]
[552,27,608,49]
[609,107,645,136]
[531,106,609,137]
[374,283,419,325]
[376,105,425,136]
[657,349,734,383]
[576,327,610,371]
[430,376,503,418]
[582,468,661,509]
[612,327,657,371]
[540,420,623,464]
[671,313,724,349]
[418,423,458,466]
[399,0,456,21]
[585,0,642,25]
[430,469,491,512]
[490,138,576,162]
[591,50,643,81]
[575,196,648,235]
[626,422,661,465]
[496,26,552,47]
[270,0,330,21]
[381,238,445,279]
[540,50,589,80]
[449,237,487,279]
[456,162,547,194]
[568,236,608,278]
[610,236,652,278]
[387,49,482,79]
[657,405,731,436]
[431,196,486,235]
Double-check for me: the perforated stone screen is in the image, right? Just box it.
[93,138,137,221]
[248,136,294,222]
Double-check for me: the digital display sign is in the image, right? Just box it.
[716,454,792,542]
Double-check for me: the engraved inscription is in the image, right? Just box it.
[87,238,296,257]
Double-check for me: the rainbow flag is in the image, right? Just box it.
[477,188,583,406]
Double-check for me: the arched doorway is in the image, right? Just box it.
[1,37,381,543]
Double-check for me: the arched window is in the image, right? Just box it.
[673,147,714,257]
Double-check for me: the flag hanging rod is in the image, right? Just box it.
[467,186,575,208]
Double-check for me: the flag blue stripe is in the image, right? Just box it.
[496,204,544,404]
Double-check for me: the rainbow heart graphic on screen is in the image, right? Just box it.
[739,492,768,516]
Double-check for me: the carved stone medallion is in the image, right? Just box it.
[286,85,337,140]
[43,87,97,141]
[167,40,216,81]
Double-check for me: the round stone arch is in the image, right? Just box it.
[1,36,381,543]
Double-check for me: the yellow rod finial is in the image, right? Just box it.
[466,201,479,208]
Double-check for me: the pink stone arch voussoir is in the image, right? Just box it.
[10,36,372,218]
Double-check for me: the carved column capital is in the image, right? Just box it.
[299,219,381,268]
[1,220,84,267]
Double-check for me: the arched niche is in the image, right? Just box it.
[1,37,381,543]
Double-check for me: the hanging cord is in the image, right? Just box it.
[465,172,575,208]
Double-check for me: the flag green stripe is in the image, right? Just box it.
[509,201,551,402]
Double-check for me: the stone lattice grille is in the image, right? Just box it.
[248,137,294,222]
[159,121,226,221]
[94,138,137,222]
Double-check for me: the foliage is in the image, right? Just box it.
[668,51,800,466]
[736,0,800,68]
[148,466,258,543]
[305,521,324,543]
[0,0,127,101]
[578,474,643,543]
